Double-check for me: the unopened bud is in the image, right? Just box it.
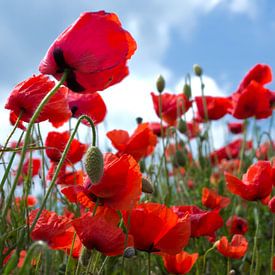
[177,119,187,134]
[156,75,165,93]
[136,117,143,124]
[79,247,92,267]
[84,146,104,184]
[123,247,136,258]
[193,64,203,76]
[183,83,192,99]
[142,177,154,194]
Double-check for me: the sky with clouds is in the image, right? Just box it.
[0,0,274,146]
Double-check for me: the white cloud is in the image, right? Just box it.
[227,0,258,19]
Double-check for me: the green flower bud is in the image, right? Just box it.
[156,75,165,93]
[193,64,203,76]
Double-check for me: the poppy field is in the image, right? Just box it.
[1,9,275,275]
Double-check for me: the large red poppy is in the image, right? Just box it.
[72,208,127,256]
[124,203,191,254]
[172,205,223,237]
[45,131,87,165]
[162,251,198,274]
[225,161,273,201]
[68,91,107,126]
[106,123,157,161]
[216,234,248,259]
[195,96,231,121]
[201,187,230,210]
[62,153,142,211]
[151,92,192,126]
[5,74,71,127]
[39,11,136,93]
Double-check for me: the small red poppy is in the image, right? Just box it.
[216,234,248,259]
[172,205,223,237]
[3,249,27,268]
[56,170,84,186]
[228,122,244,134]
[201,188,231,209]
[107,123,157,161]
[39,11,136,93]
[124,203,191,254]
[268,197,275,213]
[68,91,107,126]
[195,96,231,121]
[15,195,38,207]
[16,158,41,185]
[45,131,87,165]
[148,122,169,137]
[226,215,248,235]
[162,251,199,274]
[225,161,273,201]
[72,209,127,256]
[62,153,142,211]
[5,74,71,127]
[256,141,275,160]
[151,92,192,126]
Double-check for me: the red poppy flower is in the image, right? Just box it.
[5,74,71,127]
[185,121,201,139]
[39,11,137,93]
[106,123,157,161]
[45,131,87,165]
[62,153,142,211]
[15,195,38,207]
[201,188,230,209]
[148,122,169,137]
[9,111,26,130]
[229,81,273,119]
[219,159,241,175]
[124,203,191,254]
[236,64,272,93]
[228,122,244,134]
[216,234,248,259]
[268,197,275,213]
[210,139,252,164]
[68,91,107,126]
[16,158,41,185]
[172,205,223,237]
[256,141,275,160]
[56,170,84,186]
[162,251,198,274]
[195,96,231,121]
[3,249,27,268]
[29,209,81,257]
[225,161,273,201]
[72,209,127,256]
[151,92,192,126]
[226,215,248,235]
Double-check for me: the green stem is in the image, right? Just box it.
[250,205,259,275]
[270,215,275,275]
[148,252,151,275]
[203,244,216,273]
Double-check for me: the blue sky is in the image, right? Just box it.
[0,0,274,144]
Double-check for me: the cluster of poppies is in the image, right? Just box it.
[2,8,275,275]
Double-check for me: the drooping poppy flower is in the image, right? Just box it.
[195,96,232,121]
[45,131,87,165]
[62,153,142,211]
[229,81,273,119]
[123,203,191,254]
[15,195,38,207]
[106,123,157,161]
[201,188,230,209]
[228,122,244,134]
[172,205,223,237]
[72,208,127,256]
[162,251,199,274]
[210,139,252,164]
[148,122,169,137]
[68,91,107,126]
[9,111,26,131]
[39,11,137,93]
[29,209,81,257]
[151,92,192,126]
[256,141,275,160]
[236,64,272,94]
[216,234,248,259]
[226,215,248,235]
[5,74,71,127]
[225,161,273,201]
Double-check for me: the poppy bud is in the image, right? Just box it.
[84,146,104,184]
[136,117,143,124]
[156,75,165,93]
[177,118,187,134]
[79,247,92,267]
[123,247,136,258]
[193,64,203,76]
[142,177,154,194]
[183,83,192,99]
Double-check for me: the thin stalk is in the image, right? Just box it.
[270,215,275,275]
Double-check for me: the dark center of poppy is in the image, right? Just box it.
[70,106,78,116]
[53,47,85,93]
